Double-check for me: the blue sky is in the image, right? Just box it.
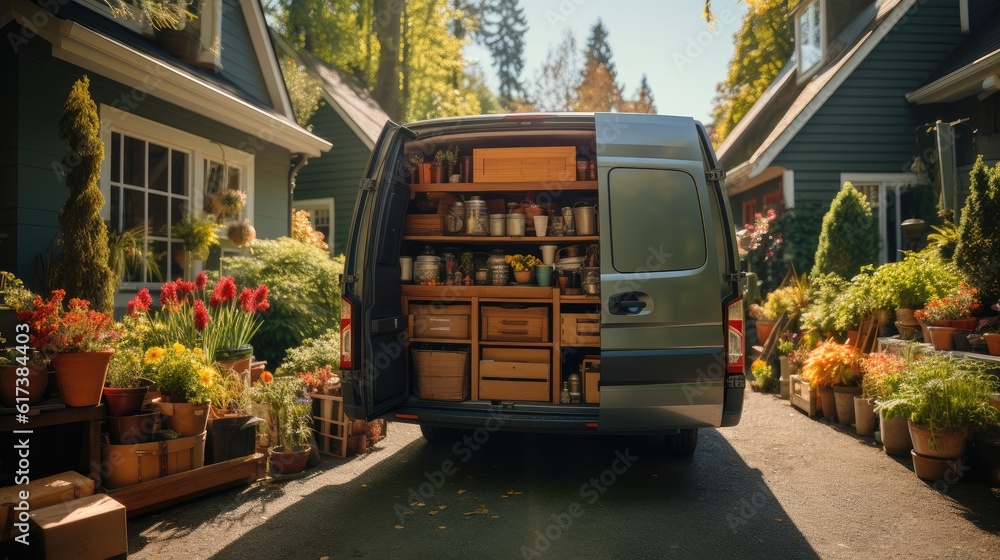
[465,0,748,123]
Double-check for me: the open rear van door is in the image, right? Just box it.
[342,121,415,420]
[595,113,728,431]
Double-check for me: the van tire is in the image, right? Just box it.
[665,429,698,457]
[420,425,461,444]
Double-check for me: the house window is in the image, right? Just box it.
[843,175,936,264]
[743,199,757,227]
[797,0,823,75]
[100,105,255,285]
[293,198,335,254]
[763,190,784,211]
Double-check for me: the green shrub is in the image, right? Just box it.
[800,273,849,334]
[868,252,959,309]
[52,76,116,314]
[220,238,344,368]
[955,156,1000,302]
[811,183,880,280]
[277,328,341,376]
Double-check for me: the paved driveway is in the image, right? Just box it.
[127,392,1000,559]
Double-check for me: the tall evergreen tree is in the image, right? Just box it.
[621,74,657,114]
[575,18,622,112]
[584,18,616,79]
[53,76,116,314]
[477,0,529,101]
[955,157,1000,302]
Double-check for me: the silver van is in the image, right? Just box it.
[339,113,745,455]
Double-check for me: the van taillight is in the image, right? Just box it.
[726,297,745,374]
[340,298,353,370]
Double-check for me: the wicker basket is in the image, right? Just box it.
[412,348,469,401]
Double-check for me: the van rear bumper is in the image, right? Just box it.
[388,398,722,435]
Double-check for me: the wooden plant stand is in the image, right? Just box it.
[312,394,348,458]
[789,374,819,417]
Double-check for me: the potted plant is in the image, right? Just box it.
[173,213,220,274]
[857,351,906,437]
[248,375,313,475]
[201,276,269,369]
[204,369,262,464]
[18,290,120,407]
[505,254,541,284]
[102,290,156,419]
[775,331,799,399]
[878,354,1000,480]
[800,273,850,337]
[916,282,980,350]
[227,218,256,248]
[0,274,49,408]
[144,343,219,436]
[800,340,862,423]
[749,359,776,393]
[869,252,958,330]
[214,189,247,222]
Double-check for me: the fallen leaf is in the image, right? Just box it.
[490,515,500,519]
[438,526,447,530]
[394,525,404,530]
[393,496,401,499]
[501,495,508,499]
[321,556,330,560]
[429,510,439,516]
[458,489,467,495]
[361,484,367,488]
[438,505,447,510]
[513,492,522,495]
[507,490,514,495]
[775,518,783,522]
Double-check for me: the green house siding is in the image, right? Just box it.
[4,31,291,282]
[774,0,963,208]
[220,0,271,107]
[0,36,19,273]
[294,103,372,255]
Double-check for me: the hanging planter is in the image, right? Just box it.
[52,351,114,407]
[227,219,256,248]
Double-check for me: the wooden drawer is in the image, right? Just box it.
[561,314,600,346]
[481,305,550,342]
[411,304,471,339]
[480,360,550,380]
[403,214,444,235]
[472,147,576,183]
[479,379,550,401]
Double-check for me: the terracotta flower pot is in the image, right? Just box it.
[818,385,836,422]
[833,386,860,425]
[755,320,775,345]
[918,319,932,344]
[102,386,149,417]
[155,401,210,437]
[907,421,968,459]
[879,410,913,456]
[846,330,860,347]
[927,326,957,351]
[937,317,977,331]
[513,270,532,284]
[268,445,311,475]
[0,363,49,408]
[876,309,892,326]
[854,396,876,436]
[983,334,1000,356]
[911,450,965,482]
[895,308,916,325]
[52,351,113,407]
[106,412,159,444]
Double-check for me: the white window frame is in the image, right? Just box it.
[293,198,335,255]
[795,0,825,82]
[99,105,255,286]
[841,173,924,264]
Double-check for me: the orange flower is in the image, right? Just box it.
[260,371,273,383]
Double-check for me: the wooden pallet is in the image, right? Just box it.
[105,454,264,517]
[312,394,348,458]
[789,374,819,417]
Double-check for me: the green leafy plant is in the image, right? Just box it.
[277,328,340,377]
[877,354,1000,436]
[105,314,152,388]
[750,359,776,393]
[800,273,850,334]
[955,156,1000,303]
[107,224,161,286]
[811,183,880,280]
[174,213,220,261]
[926,219,959,261]
[247,375,313,449]
[52,76,116,314]
[221,238,344,368]
[143,344,219,404]
[867,252,959,310]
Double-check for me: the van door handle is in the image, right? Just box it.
[608,292,647,315]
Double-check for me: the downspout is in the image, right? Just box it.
[288,153,309,236]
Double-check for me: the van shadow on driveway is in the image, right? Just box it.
[129,427,820,559]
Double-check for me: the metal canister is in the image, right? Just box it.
[465,196,489,236]
[489,214,506,236]
[487,250,510,285]
[561,206,575,236]
[446,200,465,234]
[573,202,596,235]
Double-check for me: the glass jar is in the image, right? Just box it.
[443,253,456,276]
[475,267,489,286]
[487,250,510,286]
[413,255,441,284]
[568,373,582,403]
[465,196,489,236]
[561,207,575,236]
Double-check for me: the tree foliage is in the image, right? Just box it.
[52,76,116,314]
[955,156,1000,302]
[620,74,657,114]
[811,183,880,280]
[711,0,799,143]
[472,0,528,102]
[279,56,324,128]
[531,29,583,112]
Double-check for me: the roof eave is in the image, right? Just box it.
[906,49,1000,104]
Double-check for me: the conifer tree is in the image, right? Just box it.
[53,76,116,314]
[811,183,880,280]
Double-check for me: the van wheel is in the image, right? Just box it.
[665,429,698,457]
[420,425,461,444]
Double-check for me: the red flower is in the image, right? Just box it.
[239,287,255,313]
[194,300,211,332]
[160,282,178,308]
[176,280,196,297]
[253,284,270,313]
[195,271,207,291]
[127,288,152,316]
[210,277,237,307]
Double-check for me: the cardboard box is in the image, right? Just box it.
[0,471,95,541]
[472,147,576,183]
[29,494,127,560]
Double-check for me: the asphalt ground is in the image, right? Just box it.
[126,391,1000,559]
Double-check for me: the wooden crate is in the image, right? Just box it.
[411,304,471,339]
[561,314,600,346]
[1,471,95,541]
[412,348,470,401]
[29,494,127,560]
[312,394,347,458]
[789,374,819,417]
[403,214,445,235]
[472,147,576,183]
[583,355,601,404]
[479,348,550,402]
[100,432,206,490]
[481,305,550,342]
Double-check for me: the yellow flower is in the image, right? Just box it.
[198,367,216,387]
[144,347,165,364]
[192,347,203,356]
[172,343,186,355]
